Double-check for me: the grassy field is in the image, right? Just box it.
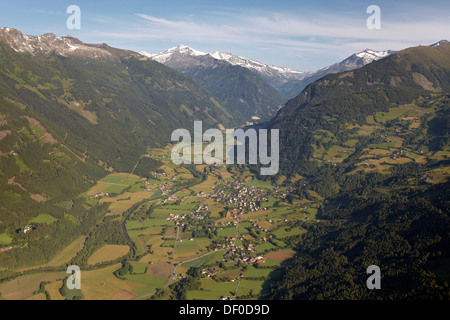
[244,266,272,278]
[86,173,140,196]
[45,235,86,267]
[139,236,172,262]
[217,227,237,238]
[87,245,130,265]
[173,238,211,261]
[123,274,168,296]
[0,271,66,300]
[80,264,142,300]
[190,175,218,193]
[237,279,265,296]
[29,214,58,224]
[244,178,274,189]
[255,242,277,253]
[101,191,153,216]
[272,226,306,238]
[180,250,226,269]
[0,232,12,245]
[186,278,237,300]
[374,104,424,123]
[127,219,171,229]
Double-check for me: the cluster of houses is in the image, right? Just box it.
[211,181,270,213]
[167,213,186,224]
[158,182,172,196]
[223,247,265,265]
[23,225,32,234]
[93,192,109,199]
[148,170,167,179]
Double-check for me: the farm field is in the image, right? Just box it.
[79,264,142,300]
[88,245,130,265]
[101,191,154,216]
[237,279,266,297]
[0,233,12,245]
[0,271,66,300]
[86,173,141,196]
[265,249,296,262]
[45,236,86,267]
[30,214,58,224]
[186,278,237,300]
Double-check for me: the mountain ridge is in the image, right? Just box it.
[144,45,399,99]
[142,45,287,122]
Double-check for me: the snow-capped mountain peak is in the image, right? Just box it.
[0,27,135,59]
[142,45,308,82]
[140,44,206,64]
[355,49,393,63]
[210,50,307,79]
[430,40,450,47]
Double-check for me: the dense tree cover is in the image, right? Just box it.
[171,267,202,300]
[114,260,134,280]
[59,277,84,300]
[133,157,163,178]
[0,200,110,273]
[71,216,128,267]
[264,182,450,299]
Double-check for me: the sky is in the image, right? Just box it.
[0,0,449,71]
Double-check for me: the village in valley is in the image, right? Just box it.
[0,145,322,301]
[94,145,322,300]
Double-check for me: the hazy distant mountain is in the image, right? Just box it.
[208,50,311,91]
[142,45,287,123]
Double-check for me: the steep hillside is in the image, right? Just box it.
[271,43,450,173]
[280,49,395,98]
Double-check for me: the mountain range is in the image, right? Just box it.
[142,46,287,123]
[144,45,397,99]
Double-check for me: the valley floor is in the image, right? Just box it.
[0,145,319,300]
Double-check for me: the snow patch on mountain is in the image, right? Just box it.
[0,27,135,59]
[142,45,308,82]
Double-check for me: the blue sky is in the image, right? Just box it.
[0,0,449,71]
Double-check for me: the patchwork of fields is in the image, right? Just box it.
[7,116,444,301]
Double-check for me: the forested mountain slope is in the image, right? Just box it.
[260,44,450,299]
[0,30,232,268]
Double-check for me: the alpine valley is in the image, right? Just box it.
[0,27,448,301]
